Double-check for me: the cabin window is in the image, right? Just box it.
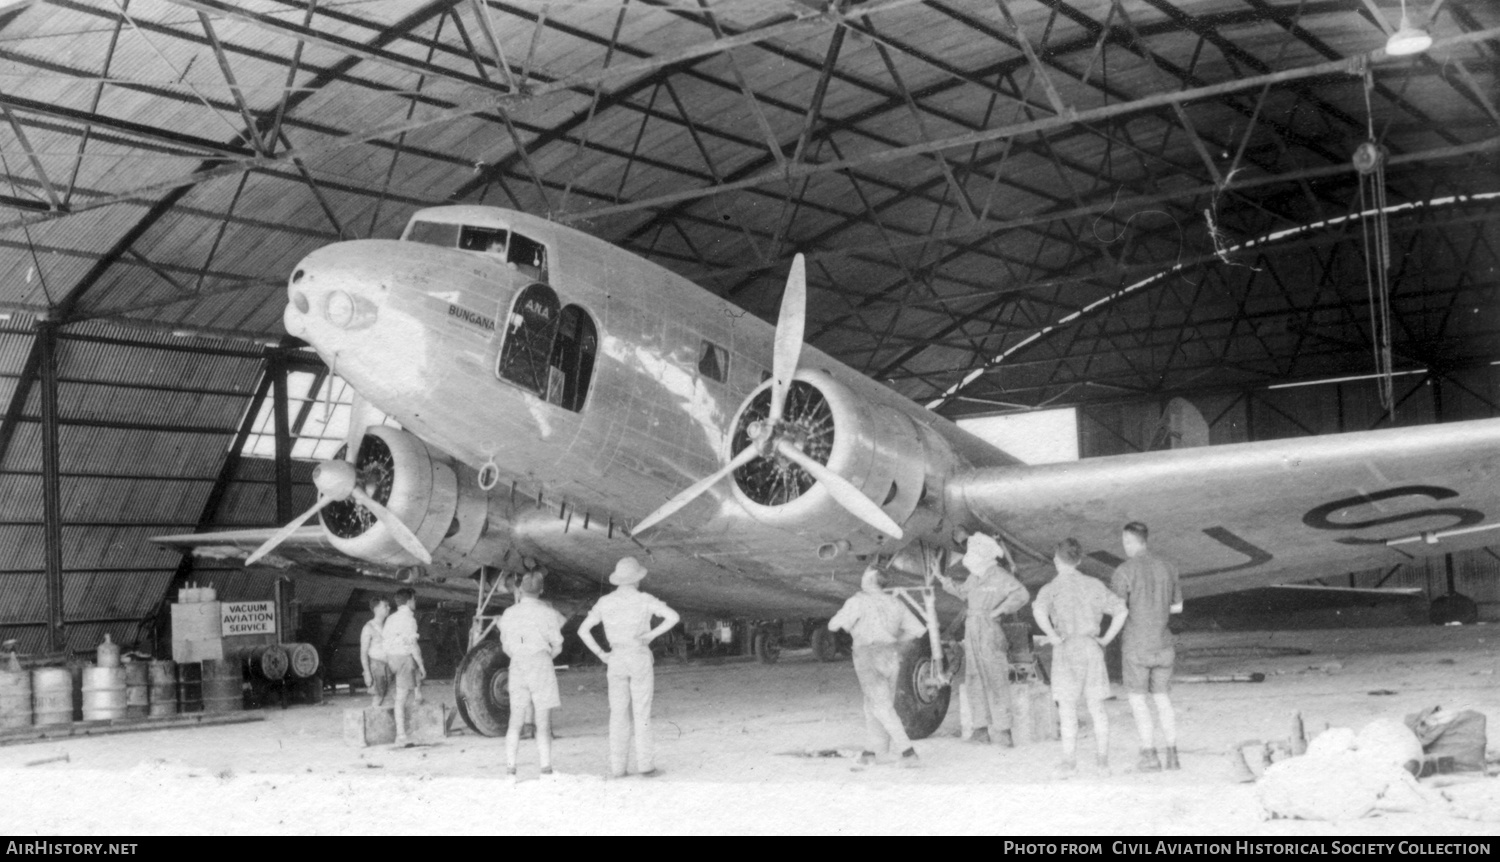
[545,305,597,412]
[698,340,728,384]
[406,221,459,248]
[459,225,508,253]
[497,283,560,394]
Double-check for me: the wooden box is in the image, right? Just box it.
[343,702,448,747]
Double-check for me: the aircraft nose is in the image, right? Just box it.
[284,242,387,340]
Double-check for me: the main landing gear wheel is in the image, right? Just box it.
[811,623,840,662]
[895,638,950,740]
[1430,592,1479,626]
[754,630,782,664]
[454,640,510,737]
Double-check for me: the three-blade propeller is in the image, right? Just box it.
[244,394,432,567]
[632,254,903,540]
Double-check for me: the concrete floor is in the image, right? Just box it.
[4,624,1498,834]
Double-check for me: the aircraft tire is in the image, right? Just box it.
[754,630,782,664]
[453,640,509,737]
[894,638,950,741]
[811,624,840,662]
[1429,592,1479,626]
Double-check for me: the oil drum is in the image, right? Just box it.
[0,664,31,729]
[286,643,320,679]
[32,667,72,726]
[81,666,127,721]
[122,661,150,719]
[177,662,203,714]
[201,658,242,714]
[241,644,290,682]
[148,660,177,717]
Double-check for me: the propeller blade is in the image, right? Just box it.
[768,253,807,424]
[245,497,335,566]
[352,487,433,565]
[345,391,376,465]
[633,445,761,536]
[775,440,904,539]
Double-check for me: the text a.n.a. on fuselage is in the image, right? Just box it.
[280,205,1013,608]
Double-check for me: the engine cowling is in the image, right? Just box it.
[320,426,492,576]
[727,369,949,553]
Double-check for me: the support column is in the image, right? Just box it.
[269,349,293,523]
[38,320,65,653]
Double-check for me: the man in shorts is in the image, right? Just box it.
[499,570,565,781]
[383,587,426,747]
[359,595,393,709]
[1033,537,1128,772]
[1109,521,1184,771]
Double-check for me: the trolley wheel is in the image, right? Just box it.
[754,629,782,664]
[453,640,509,737]
[811,624,840,662]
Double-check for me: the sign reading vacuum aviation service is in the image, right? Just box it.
[221,601,276,635]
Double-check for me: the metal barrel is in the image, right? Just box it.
[148,660,177,717]
[0,666,31,729]
[240,644,290,682]
[122,661,150,719]
[177,662,203,714]
[200,658,242,714]
[286,643,320,679]
[31,667,73,726]
[81,666,127,721]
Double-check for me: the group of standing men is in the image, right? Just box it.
[358,557,679,780]
[361,520,1179,778]
[831,521,1183,774]
[498,556,680,781]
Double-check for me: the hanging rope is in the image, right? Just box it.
[1355,70,1395,421]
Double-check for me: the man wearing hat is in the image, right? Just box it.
[499,570,565,781]
[579,557,681,778]
[937,531,1030,747]
[828,566,928,765]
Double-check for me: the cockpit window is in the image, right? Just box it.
[459,226,508,253]
[508,233,547,281]
[406,221,460,248]
[498,283,560,395]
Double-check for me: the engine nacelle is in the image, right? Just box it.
[727,369,950,553]
[320,426,493,576]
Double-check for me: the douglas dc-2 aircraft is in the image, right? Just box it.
[158,204,1500,737]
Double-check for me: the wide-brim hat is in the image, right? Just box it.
[609,556,648,586]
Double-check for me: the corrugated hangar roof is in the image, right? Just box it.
[0,0,1496,651]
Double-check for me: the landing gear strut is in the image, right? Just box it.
[455,569,511,736]
[886,554,954,740]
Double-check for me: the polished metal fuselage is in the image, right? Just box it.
[283,206,1015,616]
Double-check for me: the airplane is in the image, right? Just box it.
[157,203,1500,739]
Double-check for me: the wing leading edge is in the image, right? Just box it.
[947,416,1500,598]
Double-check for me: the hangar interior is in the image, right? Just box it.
[0,0,1497,672]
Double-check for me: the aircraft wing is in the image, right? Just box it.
[152,527,481,603]
[947,417,1500,599]
[153,530,414,575]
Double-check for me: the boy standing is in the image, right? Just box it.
[1032,538,1128,772]
[499,571,565,780]
[359,595,393,709]
[383,587,426,747]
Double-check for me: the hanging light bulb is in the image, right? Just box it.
[1386,0,1432,56]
